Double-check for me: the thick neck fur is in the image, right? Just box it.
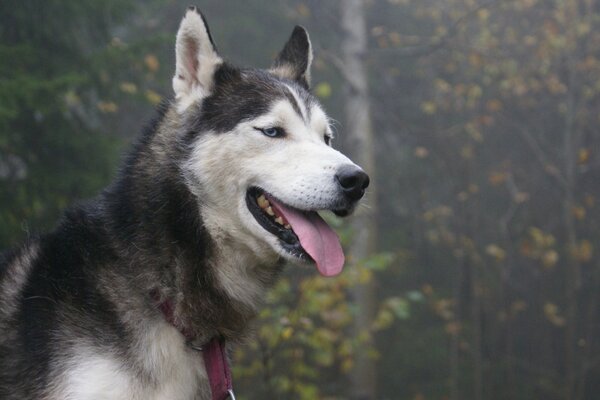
[99,103,282,345]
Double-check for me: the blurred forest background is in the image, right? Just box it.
[1,0,599,399]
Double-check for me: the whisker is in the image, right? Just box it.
[358,202,372,210]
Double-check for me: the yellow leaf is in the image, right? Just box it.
[341,358,353,373]
[571,206,586,220]
[296,3,310,17]
[434,78,451,93]
[520,239,534,258]
[358,268,373,284]
[524,35,537,46]
[542,250,559,268]
[373,309,394,331]
[466,123,483,142]
[421,101,437,115]
[477,9,490,21]
[434,299,454,320]
[577,22,591,36]
[97,101,118,113]
[460,145,474,159]
[547,75,567,94]
[145,90,162,105]
[64,91,81,107]
[370,26,384,36]
[421,284,434,296]
[414,146,429,158]
[445,321,461,336]
[486,244,506,261]
[511,300,527,314]
[578,148,590,164]
[514,192,530,204]
[544,303,566,327]
[388,31,402,46]
[281,327,293,340]
[488,171,508,186]
[467,85,483,99]
[314,82,332,99]
[119,82,137,94]
[468,52,483,68]
[144,54,160,73]
[529,227,555,247]
[572,240,593,262]
[486,99,503,112]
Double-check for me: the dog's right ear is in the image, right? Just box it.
[172,6,222,110]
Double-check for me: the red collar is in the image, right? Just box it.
[151,290,234,400]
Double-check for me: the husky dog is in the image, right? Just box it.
[0,7,369,400]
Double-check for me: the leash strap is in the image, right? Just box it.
[202,337,234,400]
[151,290,235,400]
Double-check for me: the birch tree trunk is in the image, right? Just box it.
[339,1,378,398]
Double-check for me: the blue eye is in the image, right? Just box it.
[258,127,285,138]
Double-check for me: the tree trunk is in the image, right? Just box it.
[470,262,483,400]
[339,0,378,399]
[563,2,581,396]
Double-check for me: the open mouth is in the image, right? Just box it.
[246,187,346,277]
[246,187,308,261]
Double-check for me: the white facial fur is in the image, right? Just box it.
[183,88,359,265]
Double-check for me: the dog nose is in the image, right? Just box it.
[335,165,370,201]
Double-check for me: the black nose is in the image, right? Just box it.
[335,165,370,201]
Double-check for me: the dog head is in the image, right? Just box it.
[175,8,369,277]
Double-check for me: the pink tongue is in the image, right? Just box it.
[268,198,345,277]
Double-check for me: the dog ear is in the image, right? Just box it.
[271,26,313,89]
[172,7,222,107]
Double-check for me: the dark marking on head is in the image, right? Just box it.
[282,86,305,122]
[191,63,316,133]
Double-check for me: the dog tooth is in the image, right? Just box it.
[266,206,275,216]
[284,224,291,229]
[275,216,284,225]
[257,195,268,208]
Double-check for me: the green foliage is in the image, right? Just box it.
[233,232,406,399]
[0,0,141,248]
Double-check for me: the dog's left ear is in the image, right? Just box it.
[173,7,222,108]
[271,26,313,89]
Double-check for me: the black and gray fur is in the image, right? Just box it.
[0,7,368,399]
